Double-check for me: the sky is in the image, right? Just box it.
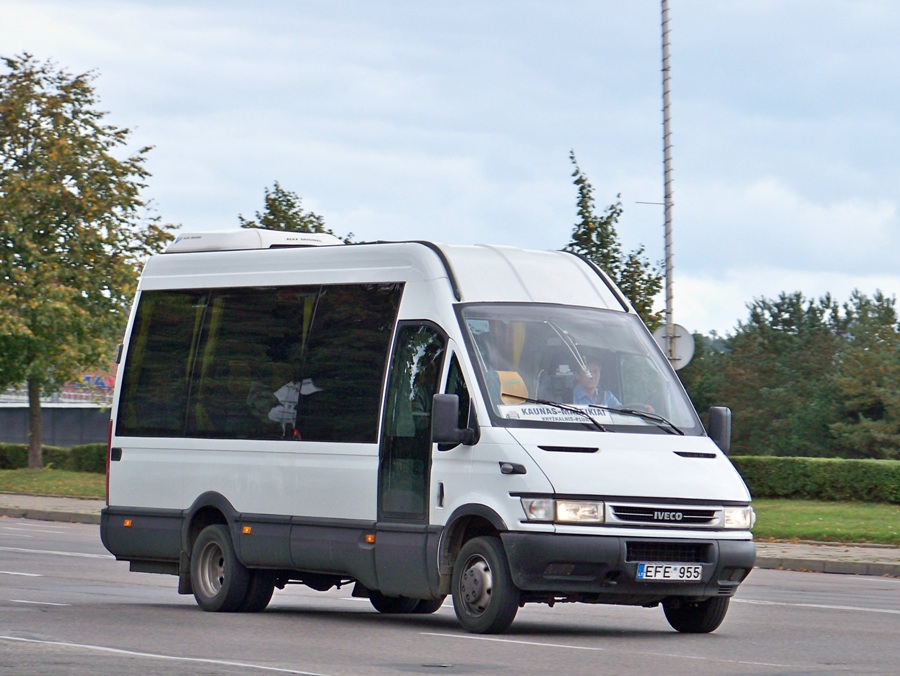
[2,0,899,336]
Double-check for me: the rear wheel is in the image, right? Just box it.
[412,597,446,614]
[191,524,250,612]
[238,570,276,612]
[451,536,519,634]
[662,596,730,633]
[368,591,420,614]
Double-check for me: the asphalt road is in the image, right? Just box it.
[1,518,898,675]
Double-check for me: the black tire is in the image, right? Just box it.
[368,590,420,614]
[238,570,276,613]
[451,536,519,634]
[190,524,250,612]
[412,597,446,614]
[662,596,730,633]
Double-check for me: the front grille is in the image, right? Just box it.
[609,504,720,528]
[626,541,712,563]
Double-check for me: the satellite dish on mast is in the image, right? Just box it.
[653,324,694,370]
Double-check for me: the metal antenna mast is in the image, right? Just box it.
[661,0,675,359]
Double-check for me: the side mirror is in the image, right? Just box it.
[708,406,732,454]
[432,394,479,448]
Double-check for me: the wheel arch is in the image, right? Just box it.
[181,491,240,557]
[437,503,508,595]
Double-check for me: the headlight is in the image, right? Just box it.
[521,498,605,524]
[556,500,604,524]
[723,506,756,529]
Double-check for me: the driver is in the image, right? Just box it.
[573,360,621,408]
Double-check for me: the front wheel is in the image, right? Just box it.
[451,537,519,634]
[662,596,730,633]
[191,524,250,612]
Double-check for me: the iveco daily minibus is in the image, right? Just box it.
[101,229,755,634]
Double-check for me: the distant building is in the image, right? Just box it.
[0,369,115,447]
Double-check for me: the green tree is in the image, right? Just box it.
[678,289,900,460]
[239,181,353,243]
[719,292,841,457]
[676,331,729,423]
[0,53,174,468]
[565,151,663,328]
[829,291,900,459]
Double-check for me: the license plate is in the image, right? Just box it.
[636,563,702,581]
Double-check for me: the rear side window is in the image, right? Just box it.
[117,283,403,442]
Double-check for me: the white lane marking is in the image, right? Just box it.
[0,636,327,675]
[2,526,65,534]
[0,546,112,560]
[0,571,42,577]
[422,632,605,652]
[422,632,790,668]
[735,598,900,615]
[10,600,69,606]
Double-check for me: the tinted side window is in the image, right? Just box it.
[117,282,402,442]
[186,286,314,439]
[379,324,446,519]
[299,284,403,442]
[117,290,204,437]
[446,354,470,429]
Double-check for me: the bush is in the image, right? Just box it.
[43,446,70,468]
[0,444,99,471]
[0,443,28,469]
[68,443,107,473]
[732,456,900,504]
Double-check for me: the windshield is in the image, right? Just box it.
[460,303,703,435]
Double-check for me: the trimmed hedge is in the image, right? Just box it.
[0,443,107,473]
[731,456,900,504]
[68,444,108,473]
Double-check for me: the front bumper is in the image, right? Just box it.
[501,532,756,602]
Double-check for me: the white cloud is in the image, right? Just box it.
[670,268,900,336]
[678,178,898,276]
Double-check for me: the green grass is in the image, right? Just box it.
[1,470,898,545]
[0,468,105,499]
[752,498,900,545]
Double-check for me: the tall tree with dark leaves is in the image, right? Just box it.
[239,181,353,243]
[0,54,174,468]
[830,290,900,459]
[566,151,663,329]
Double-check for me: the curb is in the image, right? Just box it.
[0,507,100,525]
[754,556,900,577]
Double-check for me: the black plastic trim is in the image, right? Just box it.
[501,532,756,597]
[538,445,599,454]
[370,240,462,301]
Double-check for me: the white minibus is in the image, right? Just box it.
[101,229,755,634]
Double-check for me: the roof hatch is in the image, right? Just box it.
[165,228,344,253]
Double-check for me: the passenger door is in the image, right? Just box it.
[375,322,445,597]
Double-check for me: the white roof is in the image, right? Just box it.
[144,232,628,312]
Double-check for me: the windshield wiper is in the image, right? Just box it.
[602,406,684,436]
[501,393,609,432]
